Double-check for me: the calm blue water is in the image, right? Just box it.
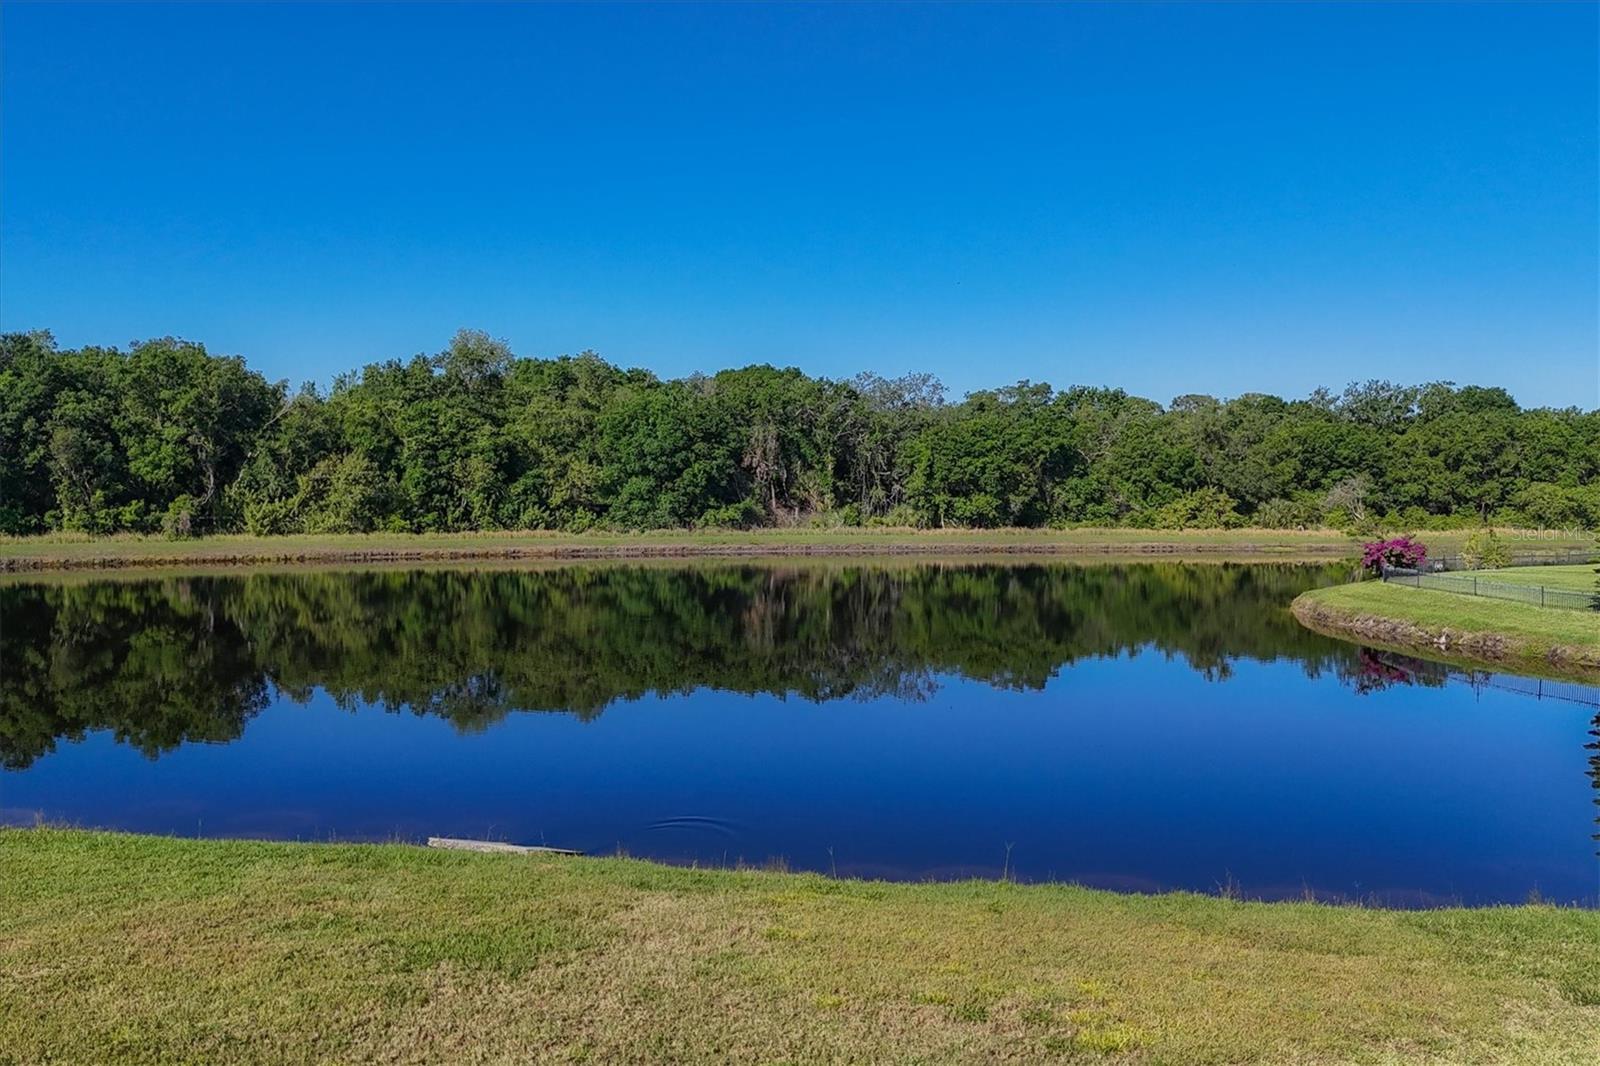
[3,562,1596,905]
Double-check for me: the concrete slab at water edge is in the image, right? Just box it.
[427,836,582,856]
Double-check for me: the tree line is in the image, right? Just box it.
[2,329,1596,536]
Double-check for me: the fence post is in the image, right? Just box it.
[1541,586,1545,608]
[1473,576,1478,596]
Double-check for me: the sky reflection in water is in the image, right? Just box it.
[3,562,1596,906]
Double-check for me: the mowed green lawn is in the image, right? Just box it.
[3,830,1598,1064]
[1293,579,1600,672]
[1470,563,1599,593]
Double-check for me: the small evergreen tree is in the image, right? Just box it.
[1461,528,1511,570]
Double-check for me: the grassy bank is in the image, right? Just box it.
[0,526,1367,571]
[4,527,1588,573]
[1292,574,1600,676]
[0,526,1558,573]
[3,830,1597,1065]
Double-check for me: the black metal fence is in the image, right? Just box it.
[1464,670,1600,708]
[1424,548,1596,573]
[1366,650,1600,708]
[1382,549,1599,611]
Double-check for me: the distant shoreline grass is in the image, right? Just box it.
[1292,573,1600,678]
[0,525,1372,571]
[6,525,1589,572]
[4,828,1597,1064]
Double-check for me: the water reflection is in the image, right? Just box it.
[1352,647,1600,852]
[3,561,1596,904]
[1,562,1351,768]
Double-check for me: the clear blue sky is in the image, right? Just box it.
[3,2,1596,408]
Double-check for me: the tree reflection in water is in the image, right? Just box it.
[2,561,1356,768]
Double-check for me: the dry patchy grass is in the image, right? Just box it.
[3,527,1588,574]
[0,526,1368,573]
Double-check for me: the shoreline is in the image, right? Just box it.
[8,527,1589,574]
[1291,583,1600,679]
[7,824,1591,908]
[0,527,1366,572]
[8,527,1591,574]
[0,552,1354,589]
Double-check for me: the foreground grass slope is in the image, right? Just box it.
[1293,575,1600,674]
[3,831,1598,1064]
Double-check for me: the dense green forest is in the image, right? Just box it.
[2,329,1596,536]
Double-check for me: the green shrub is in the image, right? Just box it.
[1151,488,1244,530]
[243,498,297,536]
[1255,495,1321,529]
[868,504,922,528]
[161,495,198,539]
[1461,528,1512,569]
[298,453,394,534]
[696,499,762,529]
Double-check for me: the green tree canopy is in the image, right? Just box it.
[2,330,1595,535]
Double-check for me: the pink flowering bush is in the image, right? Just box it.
[1361,535,1427,573]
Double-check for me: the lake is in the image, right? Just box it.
[3,561,1596,906]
